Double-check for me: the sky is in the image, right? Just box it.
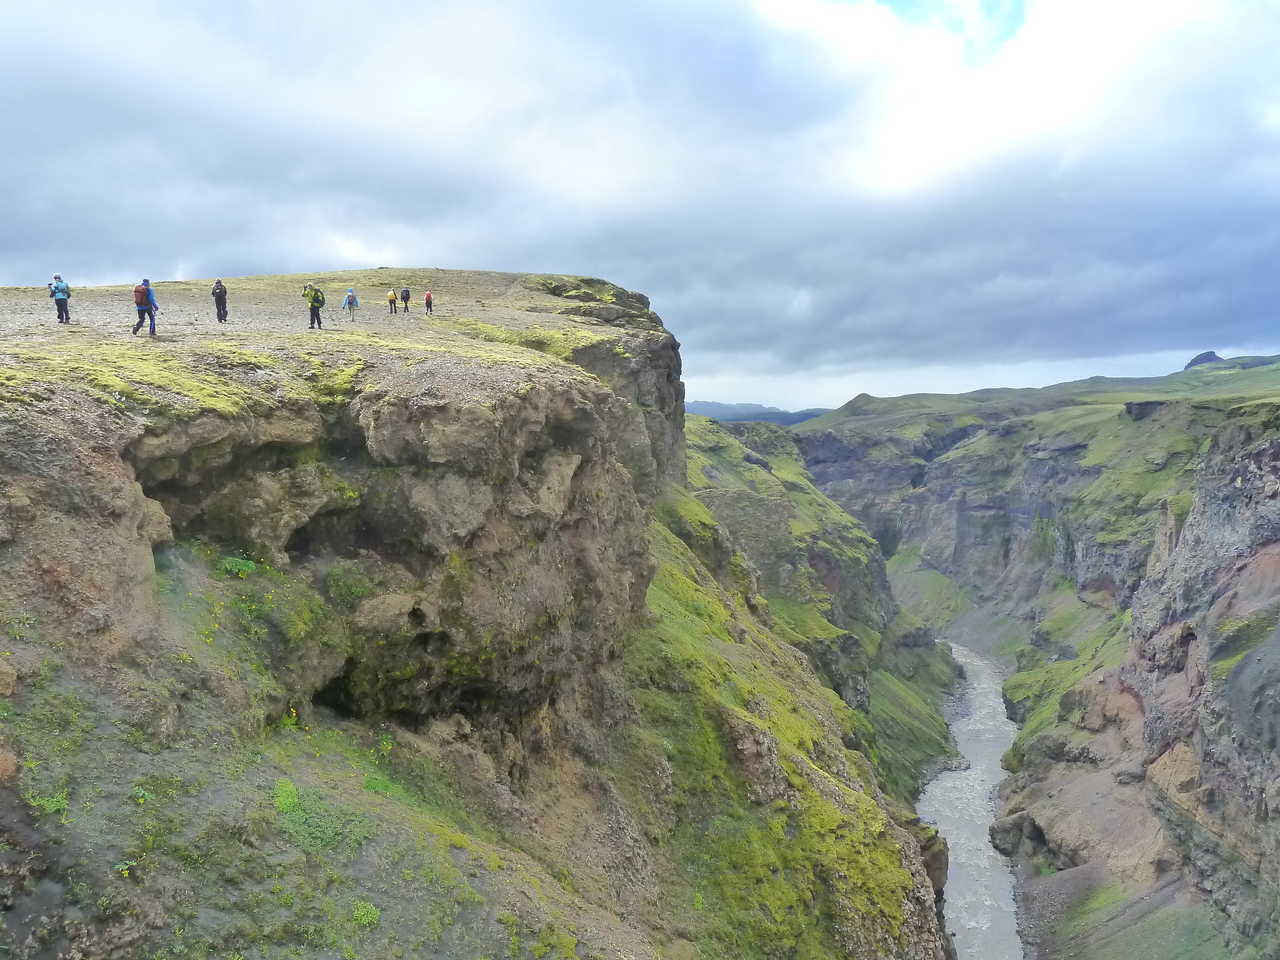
[5,0,1280,407]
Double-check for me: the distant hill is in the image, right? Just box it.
[687,400,831,425]
[795,353,1280,434]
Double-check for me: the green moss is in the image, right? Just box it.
[1061,882,1129,938]
[305,354,366,405]
[451,318,618,361]
[605,520,922,959]
[886,546,971,632]
[351,898,381,927]
[272,776,373,856]
[1030,516,1059,563]
[532,924,578,959]
[324,561,377,611]
[24,787,71,816]
[1055,886,1236,960]
[766,594,847,642]
[0,341,274,415]
[1209,608,1280,683]
[866,650,957,800]
[219,555,258,579]
[1002,613,1129,770]
[655,485,722,562]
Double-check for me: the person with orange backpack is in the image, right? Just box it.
[387,289,398,315]
[423,289,433,315]
[132,279,159,336]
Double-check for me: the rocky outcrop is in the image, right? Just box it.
[1185,351,1224,369]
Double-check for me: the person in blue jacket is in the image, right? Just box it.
[341,288,359,321]
[132,279,159,336]
[48,274,71,323]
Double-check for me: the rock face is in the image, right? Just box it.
[0,270,950,960]
[1122,416,1280,956]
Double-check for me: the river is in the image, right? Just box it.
[918,643,1024,960]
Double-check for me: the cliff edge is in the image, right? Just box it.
[0,270,951,960]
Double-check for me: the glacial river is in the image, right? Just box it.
[917,643,1024,960]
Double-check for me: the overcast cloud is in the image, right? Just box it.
[5,0,1280,406]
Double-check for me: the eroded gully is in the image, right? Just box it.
[918,641,1025,960]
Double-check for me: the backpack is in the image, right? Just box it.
[315,289,326,307]
[401,287,410,299]
[133,284,148,306]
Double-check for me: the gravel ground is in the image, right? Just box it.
[1016,860,1108,958]
[0,267,658,412]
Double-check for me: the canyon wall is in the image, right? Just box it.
[795,371,1280,959]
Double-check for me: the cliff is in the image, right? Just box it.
[793,360,1280,960]
[0,270,952,960]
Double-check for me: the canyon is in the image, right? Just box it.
[2,269,1278,959]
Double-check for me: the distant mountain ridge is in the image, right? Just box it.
[794,353,1280,432]
[686,400,831,425]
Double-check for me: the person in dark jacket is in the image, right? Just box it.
[49,274,71,323]
[400,286,410,313]
[211,279,229,322]
[132,279,159,336]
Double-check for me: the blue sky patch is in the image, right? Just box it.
[877,0,1027,60]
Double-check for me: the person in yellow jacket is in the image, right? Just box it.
[387,289,398,315]
[303,283,326,329]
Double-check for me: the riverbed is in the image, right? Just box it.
[918,643,1024,960]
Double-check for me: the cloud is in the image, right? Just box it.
[4,0,1280,403]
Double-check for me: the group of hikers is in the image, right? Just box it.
[301,284,434,329]
[45,275,435,336]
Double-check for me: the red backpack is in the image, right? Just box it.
[133,284,148,306]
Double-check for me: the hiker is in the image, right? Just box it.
[211,278,229,322]
[303,283,326,329]
[423,289,433,315]
[131,279,159,336]
[48,274,71,323]
[341,288,359,321]
[387,289,398,315]
[399,285,410,313]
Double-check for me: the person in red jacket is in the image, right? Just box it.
[423,289,433,315]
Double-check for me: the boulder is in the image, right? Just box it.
[990,810,1035,856]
